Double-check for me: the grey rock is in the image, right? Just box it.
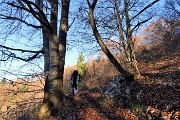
[103,75,135,105]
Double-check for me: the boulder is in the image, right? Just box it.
[103,75,135,106]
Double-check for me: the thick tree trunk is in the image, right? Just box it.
[46,0,64,113]
[39,0,70,119]
[42,27,50,102]
[49,31,62,100]
[35,0,51,104]
[58,0,70,86]
[39,0,65,119]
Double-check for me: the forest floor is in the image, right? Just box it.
[53,52,180,120]
[0,52,180,120]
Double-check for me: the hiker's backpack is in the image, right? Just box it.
[72,75,79,83]
[71,70,79,84]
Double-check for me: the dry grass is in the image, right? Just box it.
[0,80,44,119]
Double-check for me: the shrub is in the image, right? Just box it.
[0,78,6,84]
[21,84,28,93]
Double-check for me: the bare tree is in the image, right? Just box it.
[74,0,159,79]
[113,0,159,78]
[0,0,70,118]
[87,0,133,80]
[85,0,159,78]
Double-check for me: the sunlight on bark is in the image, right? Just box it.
[59,44,65,51]
[38,103,51,120]
[52,79,64,91]
[60,23,68,32]
[49,94,60,106]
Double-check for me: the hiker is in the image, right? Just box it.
[71,70,80,95]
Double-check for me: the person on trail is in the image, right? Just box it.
[71,70,80,95]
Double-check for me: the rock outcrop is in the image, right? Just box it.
[103,75,136,107]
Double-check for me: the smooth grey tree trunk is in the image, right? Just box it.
[39,0,70,119]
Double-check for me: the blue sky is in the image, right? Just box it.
[0,0,83,80]
[0,0,166,81]
[65,48,79,67]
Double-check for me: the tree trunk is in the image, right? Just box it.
[42,27,50,103]
[124,0,141,78]
[58,0,70,87]
[87,0,133,79]
[114,0,130,70]
[39,0,65,119]
[35,0,51,104]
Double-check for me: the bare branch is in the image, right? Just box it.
[0,45,43,53]
[1,50,43,62]
[21,0,51,28]
[0,14,43,28]
[17,0,26,7]
[7,1,51,30]
[87,0,97,10]
[7,2,31,13]
[131,17,152,32]
[91,0,98,10]
[22,0,50,29]
[87,0,91,7]
[130,0,159,21]
[69,18,75,29]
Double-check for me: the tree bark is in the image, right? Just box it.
[36,0,50,103]
[87,0,133,79]
[39,0,66,118]
[58,0,70,87]
[0,0,70,118]
[114,0,129,69]
[124,0,140,78]
[42,27,50,102]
